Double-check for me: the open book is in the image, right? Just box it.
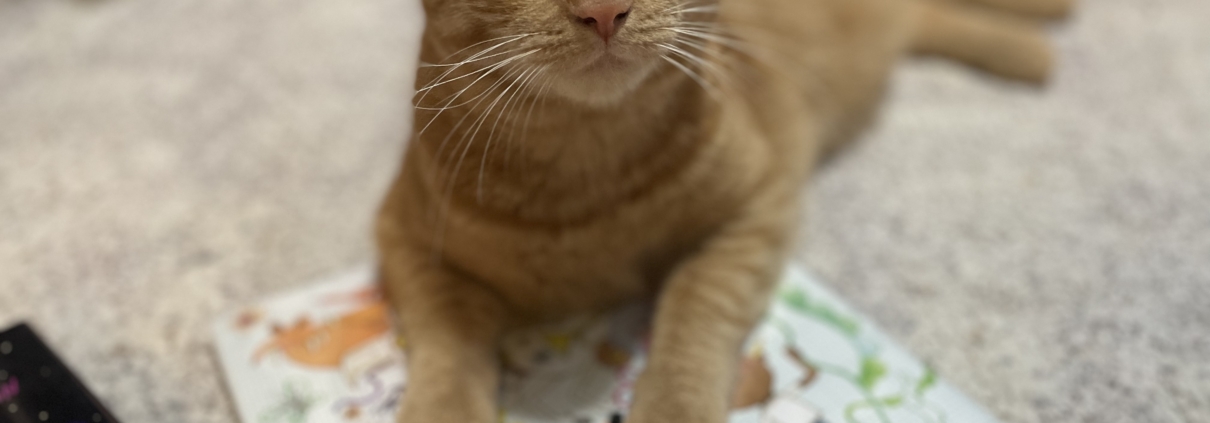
[213,265,1001,423]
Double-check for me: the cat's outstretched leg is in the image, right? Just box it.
[932,0,1075,20]
[910,1,1057,84]
[626,188,796,423]
[379,248,508,423]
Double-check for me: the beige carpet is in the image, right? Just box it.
[1,0,1206,422]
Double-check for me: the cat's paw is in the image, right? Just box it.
[394,395,495,423]
[625,372,728,423]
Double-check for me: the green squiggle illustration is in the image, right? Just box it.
[775,287,947,423]
[260,380,318,423]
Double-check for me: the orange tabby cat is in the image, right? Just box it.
[376,0,1070,422]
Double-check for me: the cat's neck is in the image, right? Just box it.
[411,59,709,224]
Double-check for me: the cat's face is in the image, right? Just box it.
[423,0,711,107]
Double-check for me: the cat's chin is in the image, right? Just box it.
[547,58,659,108]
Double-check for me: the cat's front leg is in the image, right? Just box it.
[379,248,509,423]
[627,191,797,423]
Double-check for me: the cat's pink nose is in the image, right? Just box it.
[572,0,632,43]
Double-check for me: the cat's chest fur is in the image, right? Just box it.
[407,101,780,321]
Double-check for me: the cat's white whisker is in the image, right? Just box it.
[675,24,817,90]
[506,75,554,170]
[660,54,720,99]
[446,62,534,190]
[433,65,528,163]
[677,6,719,15]
[658,42,729,88]
[413,36,537,118]
[428,49,541,106]
[674,36,764,89]
[674,26,747,41]
[482,66,546,195]
[664,0,715,14]
[418,50,520,71]
[429,63,529,258]
[420,50,541,116]
[678,21,729,29]
[668,25,782,77]
[414,47,529,90]
[417,49,541,138]
[671,37,729,69]
[413,35,535,105]
[421,62,515,144]
[661,23,751,50]
[513,73,552,150]
[433,61,539,253]
[427,33,537,67]
[478,66,544,202]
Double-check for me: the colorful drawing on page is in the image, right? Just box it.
[214,266,1005,423]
